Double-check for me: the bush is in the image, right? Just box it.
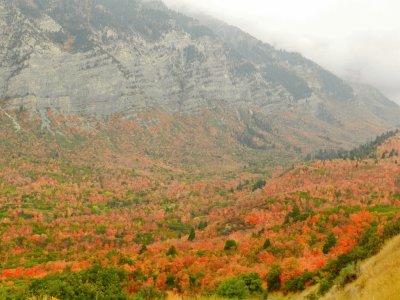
[334,262,360,287]
[197,221,208,230]
[217,277,249,299]
[317,278,332,295]
[266,265,281,292]
[358,225,381,256]
[262,288,269,300]
[188,228,196,241]
[323,252,354,279]
[224,240,238,251]
[306,292,318,300]
[165,274,176,289]
[383,219,400,240]
[251,179,266,191]
[95,225,107,234]
[262,238,272,249]
[139,244,147,254]
[239,273,263,293]
[284,271,314,292]
[132,286,165,300]
[166,246,177,256]
[322,232,337,254]
[27,265,127,299]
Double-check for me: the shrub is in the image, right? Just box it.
[217,277,249,299]
[284,271,315,292]
[197,221,208,230]
[266,265,281,292]
[334,262,360,287]
[188,273,203,291]
[251,179,266,191]
[95,225,107,234]
[306,292,318,300]
[139,244,147,254]
[317,278,332,295]
[188,228,195,241]
[166,246,177,256]
[383,219,400,240]
[262,238,272,249]
[132,286,165,300]
[165,274,176,289]
[322,232,337,254]
[358,225,381,256]
[224,240,238,251]
[239,273,263,293]
[262,288,269,300]
[27,265,127,299]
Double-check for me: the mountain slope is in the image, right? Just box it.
[0,0,399,160]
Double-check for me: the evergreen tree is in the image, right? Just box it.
[322,233,337,254]
[188,228,196,241]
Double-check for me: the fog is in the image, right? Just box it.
[163,0,400,103]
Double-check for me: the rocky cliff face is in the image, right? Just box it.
[0,0,399,152]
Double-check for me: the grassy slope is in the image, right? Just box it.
[321,234,400,300]
[257,234,400,300]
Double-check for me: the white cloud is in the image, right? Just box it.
[163,0,400,103]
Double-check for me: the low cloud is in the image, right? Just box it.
[163,0,400,103]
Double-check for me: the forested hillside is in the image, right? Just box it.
[1,107,399,298]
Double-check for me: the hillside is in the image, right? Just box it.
[0,114,399,298]
[321,234,400,300]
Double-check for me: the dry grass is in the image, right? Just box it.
[321,235,400,300]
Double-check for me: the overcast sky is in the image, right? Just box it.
[163,0,400,103]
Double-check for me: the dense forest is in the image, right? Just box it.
[306,130,399,161]
[0,110,399,299]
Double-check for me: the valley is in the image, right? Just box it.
[0,107,399,299]
[0,0,399,299]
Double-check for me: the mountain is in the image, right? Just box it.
[0,0,399,166]
[1,2,400,298]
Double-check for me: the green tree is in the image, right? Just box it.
[188,228,195,241]
[139,244,147,254]
[239,273,263,293]
[266,265,281,292]
[217,277,249,299]
[251,178,266,191]
[132,286,165,300]
[224,239,238,251]
[334,262,359,287]
[262,238,272,249]
[197,221,208,230]
[165,274,176,289]
[166,245,177,256]
[283,271,314,292]
[284,204,301,223]
[27,265,127,299]
[322,233,337,254]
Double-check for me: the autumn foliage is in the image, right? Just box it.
[0,111,400,298]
